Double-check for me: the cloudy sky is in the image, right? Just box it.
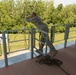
[54,0,76,7]
[0,0,76,7]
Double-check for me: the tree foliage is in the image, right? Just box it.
[0,0,76,32]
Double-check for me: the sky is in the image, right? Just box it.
[54,0,76,7]
[0,0,76,7]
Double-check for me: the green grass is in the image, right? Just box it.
[0,27,76,53]
[54,27,76,45]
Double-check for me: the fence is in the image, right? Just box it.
[51,24,76,48]
[31,28,48,57]
[7,28,30,53]
[1,24,76,67]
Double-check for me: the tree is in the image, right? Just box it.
[0,0,76,32]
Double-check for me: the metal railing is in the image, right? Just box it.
[2,28,31,67]
[1,24,76,67]
[51,24,76,48]
[31,28,48,57]
[2,28,49,67]
[6,28,30,53]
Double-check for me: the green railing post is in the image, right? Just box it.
[45,34,48,55]
[50,26,55,43]
[2,31,8,67]
[28,29,31,50]
[64,25,70,48]
[33,28,36,48]
[7,33,10,53]
[31,28,34,58]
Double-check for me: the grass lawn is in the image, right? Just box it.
[0,27,76,55]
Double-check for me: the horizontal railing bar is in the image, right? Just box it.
[35,28,47,34]
[54,39,64,42]
[4,28,30,33]
[35,38,45,45]
[68,36,76,39]
[34,47,45,56]
[52,23,76,27]
[9,39,29,43]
